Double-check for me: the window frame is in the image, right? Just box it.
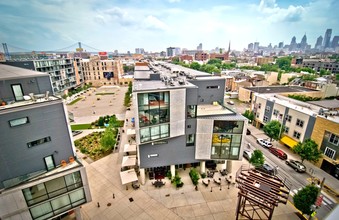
[293,131,301,139]
[296,119,304,128]
[324,147,336,159]
[263,115,268,123]
[329,133,339,146]
[27,136,52,148]
[285,115,292,122]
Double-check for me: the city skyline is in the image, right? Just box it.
[1,0,339,53]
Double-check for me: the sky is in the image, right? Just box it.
[1,0,339,53]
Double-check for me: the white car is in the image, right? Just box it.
[227,101,234,105]
[256,138,273,148]
[243,150,252,160]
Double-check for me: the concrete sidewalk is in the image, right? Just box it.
[247,124,339,199]
[75,114,302,220]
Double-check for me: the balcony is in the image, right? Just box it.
[0,94,60,111]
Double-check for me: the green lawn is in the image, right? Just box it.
[68,97,82,105]
[71,124,92,130]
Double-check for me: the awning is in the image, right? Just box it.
[122,155,137,167]
[127,129,136,135]
[124,144,136,153]
[280,136,298,148]
[120,169,138,185]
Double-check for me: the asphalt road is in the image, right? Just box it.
[244,135,336,219]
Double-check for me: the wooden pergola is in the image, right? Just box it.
[235,165,291,220]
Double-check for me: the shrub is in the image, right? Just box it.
[173,174,184,188]
[201,173,206,179]
[189,168,200,186]
[98,117,105,126]
[166,170,172,179]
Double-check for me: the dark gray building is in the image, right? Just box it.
[0,64,91,220]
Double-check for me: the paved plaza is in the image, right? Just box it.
[67,85,329,220]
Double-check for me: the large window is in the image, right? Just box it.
[23,171,83,206]
[285,115,292,122]
[140,124,169,143]
[138,92,169,127]
[11,84,24,101]
[211,120,243,160]
[293,131,301,139]
[9,117,29,127]
[29,188,86,220]
[27,137,51,148]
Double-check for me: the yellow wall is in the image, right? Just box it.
[311,116,339,167]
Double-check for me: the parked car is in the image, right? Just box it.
[227,100,234,105]
[246,129,251,135]
[256,163,274,175]
[256,138,273,148]
[269,148,288,160]
[285,159,306,172]
[243,150,252,160]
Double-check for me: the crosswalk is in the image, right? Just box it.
[290,188,335,208]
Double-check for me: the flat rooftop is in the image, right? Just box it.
[197,103,235,116]
[0,64,49,80]
[307,100,339,109]
[245,86,318,94]
[133,79,197,92]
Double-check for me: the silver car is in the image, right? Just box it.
[286,159,306,172]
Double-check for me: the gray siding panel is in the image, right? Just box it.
[139,136,198,168]
[189,78,225,104]
[265,100,274,122]
[304,115,316,141]
[0,102,73,187]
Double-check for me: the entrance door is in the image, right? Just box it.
[11,84,24,101]
[44,155,55,171]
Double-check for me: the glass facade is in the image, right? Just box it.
[138,92,170,143]
[187,105,197,118]
[211,120,244,160]
[23,171,83,206]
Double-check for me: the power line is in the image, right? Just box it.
[81,43,105,52]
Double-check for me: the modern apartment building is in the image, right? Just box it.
[0,65,91,220]
[133,62,247,184]
[81,56,124,86]
[3,58,84,94]
[252,94,323,148]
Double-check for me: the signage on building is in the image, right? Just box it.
[99,52,107,56]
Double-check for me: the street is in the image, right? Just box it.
[244,135,337,219]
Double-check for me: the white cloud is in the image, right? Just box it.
[257,0,305,23]
[142,15,169,31]
[168,0,181,3]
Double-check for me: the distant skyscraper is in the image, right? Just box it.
[315,36,323,49]
[253,42,259,52]
[323,29,332,48]
[278,42,284,48]
[135,48,145,54]
[289,36,297,51]
[331,36,339,49]
[166,47,176,57]
[300,34,307,50]
[248,43,254,51]
[197,43,202,51]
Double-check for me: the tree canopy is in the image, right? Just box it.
[293,184,319,215]
[242,110,255,122]
[292,139,322,163]
[190,62,201,70]
[263,120,284,141]
[275,57,292,71]
[249,149,265,166]
[207,58,222,65]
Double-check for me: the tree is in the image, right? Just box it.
[100,127,116,151]
[242,110,255,123]
[275,57,292,71]
[190,62,201,70]
[263,120,284,141]
[207,58,222,65]
[293,184,319,215]
[249,149,265,166]
[292,139,322,163]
